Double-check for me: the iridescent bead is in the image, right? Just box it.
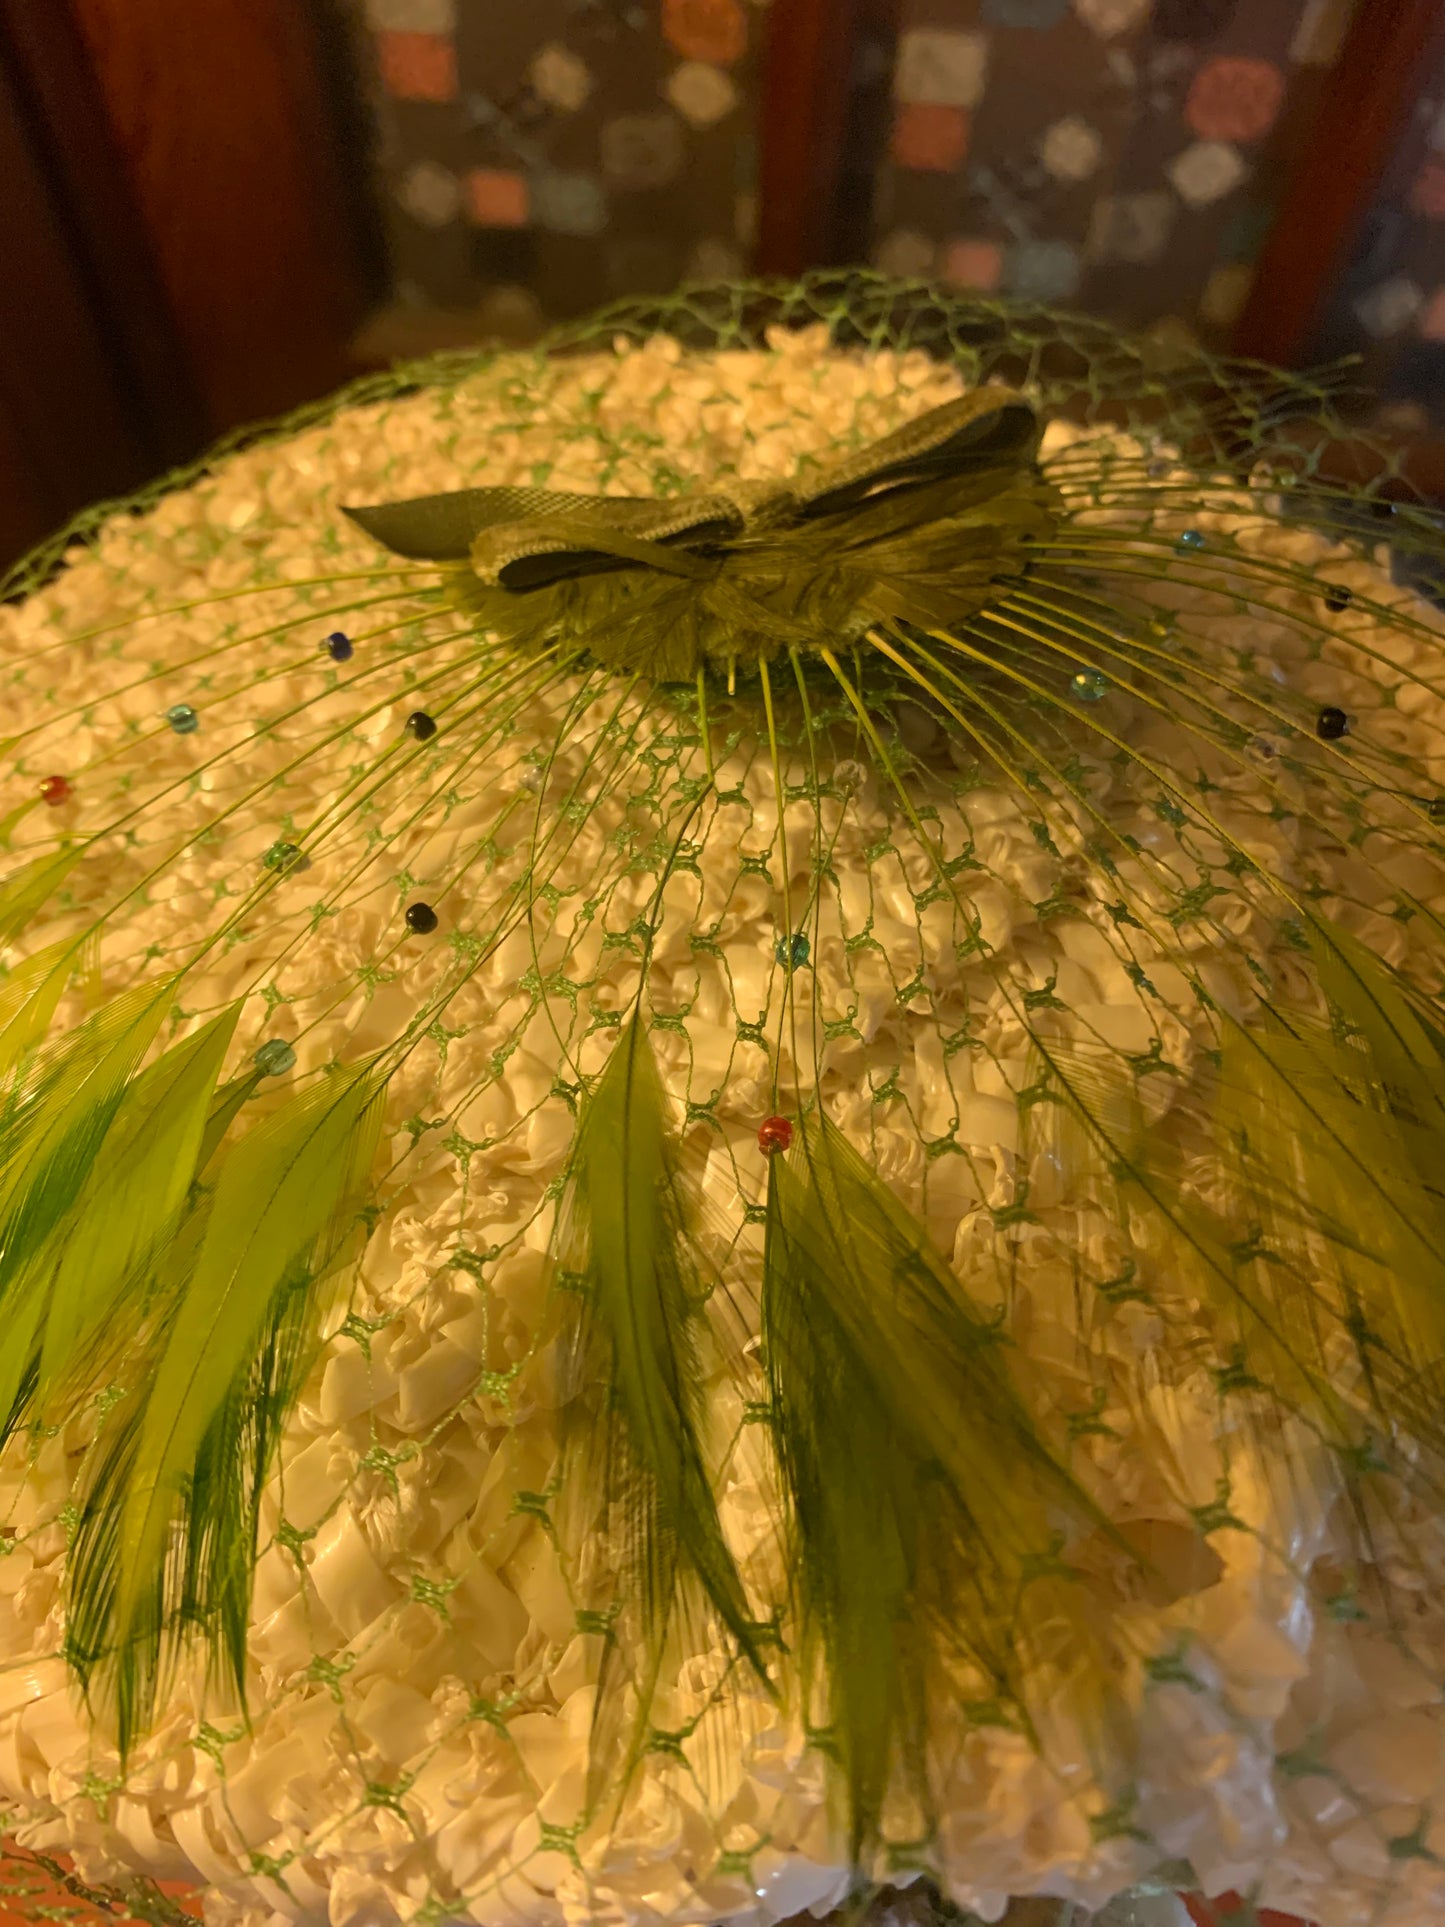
[517,763,544,793]
[262,840,310,874]
[406,711,438,742]
[1316,706,1350,741]
[38,775,73,807]
[833,758,867,794]
[254,1038,296,1077]
[166,703,200,735]
[1070,669,1109,703]
[757,1115,793,1157]
[1249,735,1280,762]
[325,631,353,661]
[405,901,439,934]
[1175,529,1205,554]
[1324,587,1352,614]
[775,932,809,970]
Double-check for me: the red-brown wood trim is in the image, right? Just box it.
[1231,0,1445,367]
[0,25,160,535]
[0,0,206,472]
[68,0,378,436]
[756,0,860,275]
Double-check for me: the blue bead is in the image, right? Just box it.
[166,703,200,735]
[1070,670,1109,703]
[775,932,810,970]
[325,631,354,662]
[254,1038,296,1077]
[1175,529,1205,553]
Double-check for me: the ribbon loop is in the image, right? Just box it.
[482,519,722,590]
[344,391,1041,581]
[795,391,1041,520]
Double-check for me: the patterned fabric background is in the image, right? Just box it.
[1308,38,1445,434]
[357,0,764,333]
[869,0,1357,341]
[356,0,1416,368]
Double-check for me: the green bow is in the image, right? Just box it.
[344,391,1057,683]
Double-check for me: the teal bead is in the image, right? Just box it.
[166,703,200,735]
[1069,670,1109,703]
[254,1038,296,1077]
[775,932,810,970]
[1175,529,1205,554]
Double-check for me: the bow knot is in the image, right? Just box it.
[346,390,1056,682]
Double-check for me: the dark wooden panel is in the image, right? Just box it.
[0,26,157,531]
[756,0,861,275]
[68,0,380,435]
[0,0,204,471]
[0,391,58,570]
[1232,0,1445,366]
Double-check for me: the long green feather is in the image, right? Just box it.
[0,848,81,945]
[34,1007,240,1410]
[764,1115,1126,1861]
[558,1014,767,1790]
[0,941,78,1072]
[1212,926,1445,1444]
[0,979,175,1433]
[1043,917,1445,1482]
[67,1061,384,1747]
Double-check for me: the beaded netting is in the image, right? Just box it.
[1,275,1445,1927]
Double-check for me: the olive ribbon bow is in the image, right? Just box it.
[344,390,1056,682]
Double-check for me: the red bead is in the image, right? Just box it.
[38,776,73,807]
[758,1115,793,1157]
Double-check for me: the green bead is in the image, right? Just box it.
[263,840,309,874]
[254,1038,296,1077]
[166,703,200,735]
[775,932,810,970]
[1070,670,1109,703]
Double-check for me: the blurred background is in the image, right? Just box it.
[1,0,1443,574]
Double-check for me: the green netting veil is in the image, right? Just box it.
[0,275,1443,1927]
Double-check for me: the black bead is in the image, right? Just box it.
[406,710,438,741]
[405,901,439,934]
[1324,587,1352,613]
[325,630,353,661]
[1316,706,1350,741]
[1429,798,1445,823]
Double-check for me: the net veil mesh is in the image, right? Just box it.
[0,275,1444,1927]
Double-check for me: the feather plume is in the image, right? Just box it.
[66,1059,385,1748]
[556,1013,768,1795]
[763,1114,1128,1860]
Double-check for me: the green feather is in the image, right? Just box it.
[0,848,81,945]
[764,1115,1126,1860]
[67,1060,384,1747]
[1041,917,1445,1477]
[558,1014,767,1788]
[0,979,175,1434]
[34,1006,241,1414]
[0,940,79,1078]
[1212,926,1445,1444]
